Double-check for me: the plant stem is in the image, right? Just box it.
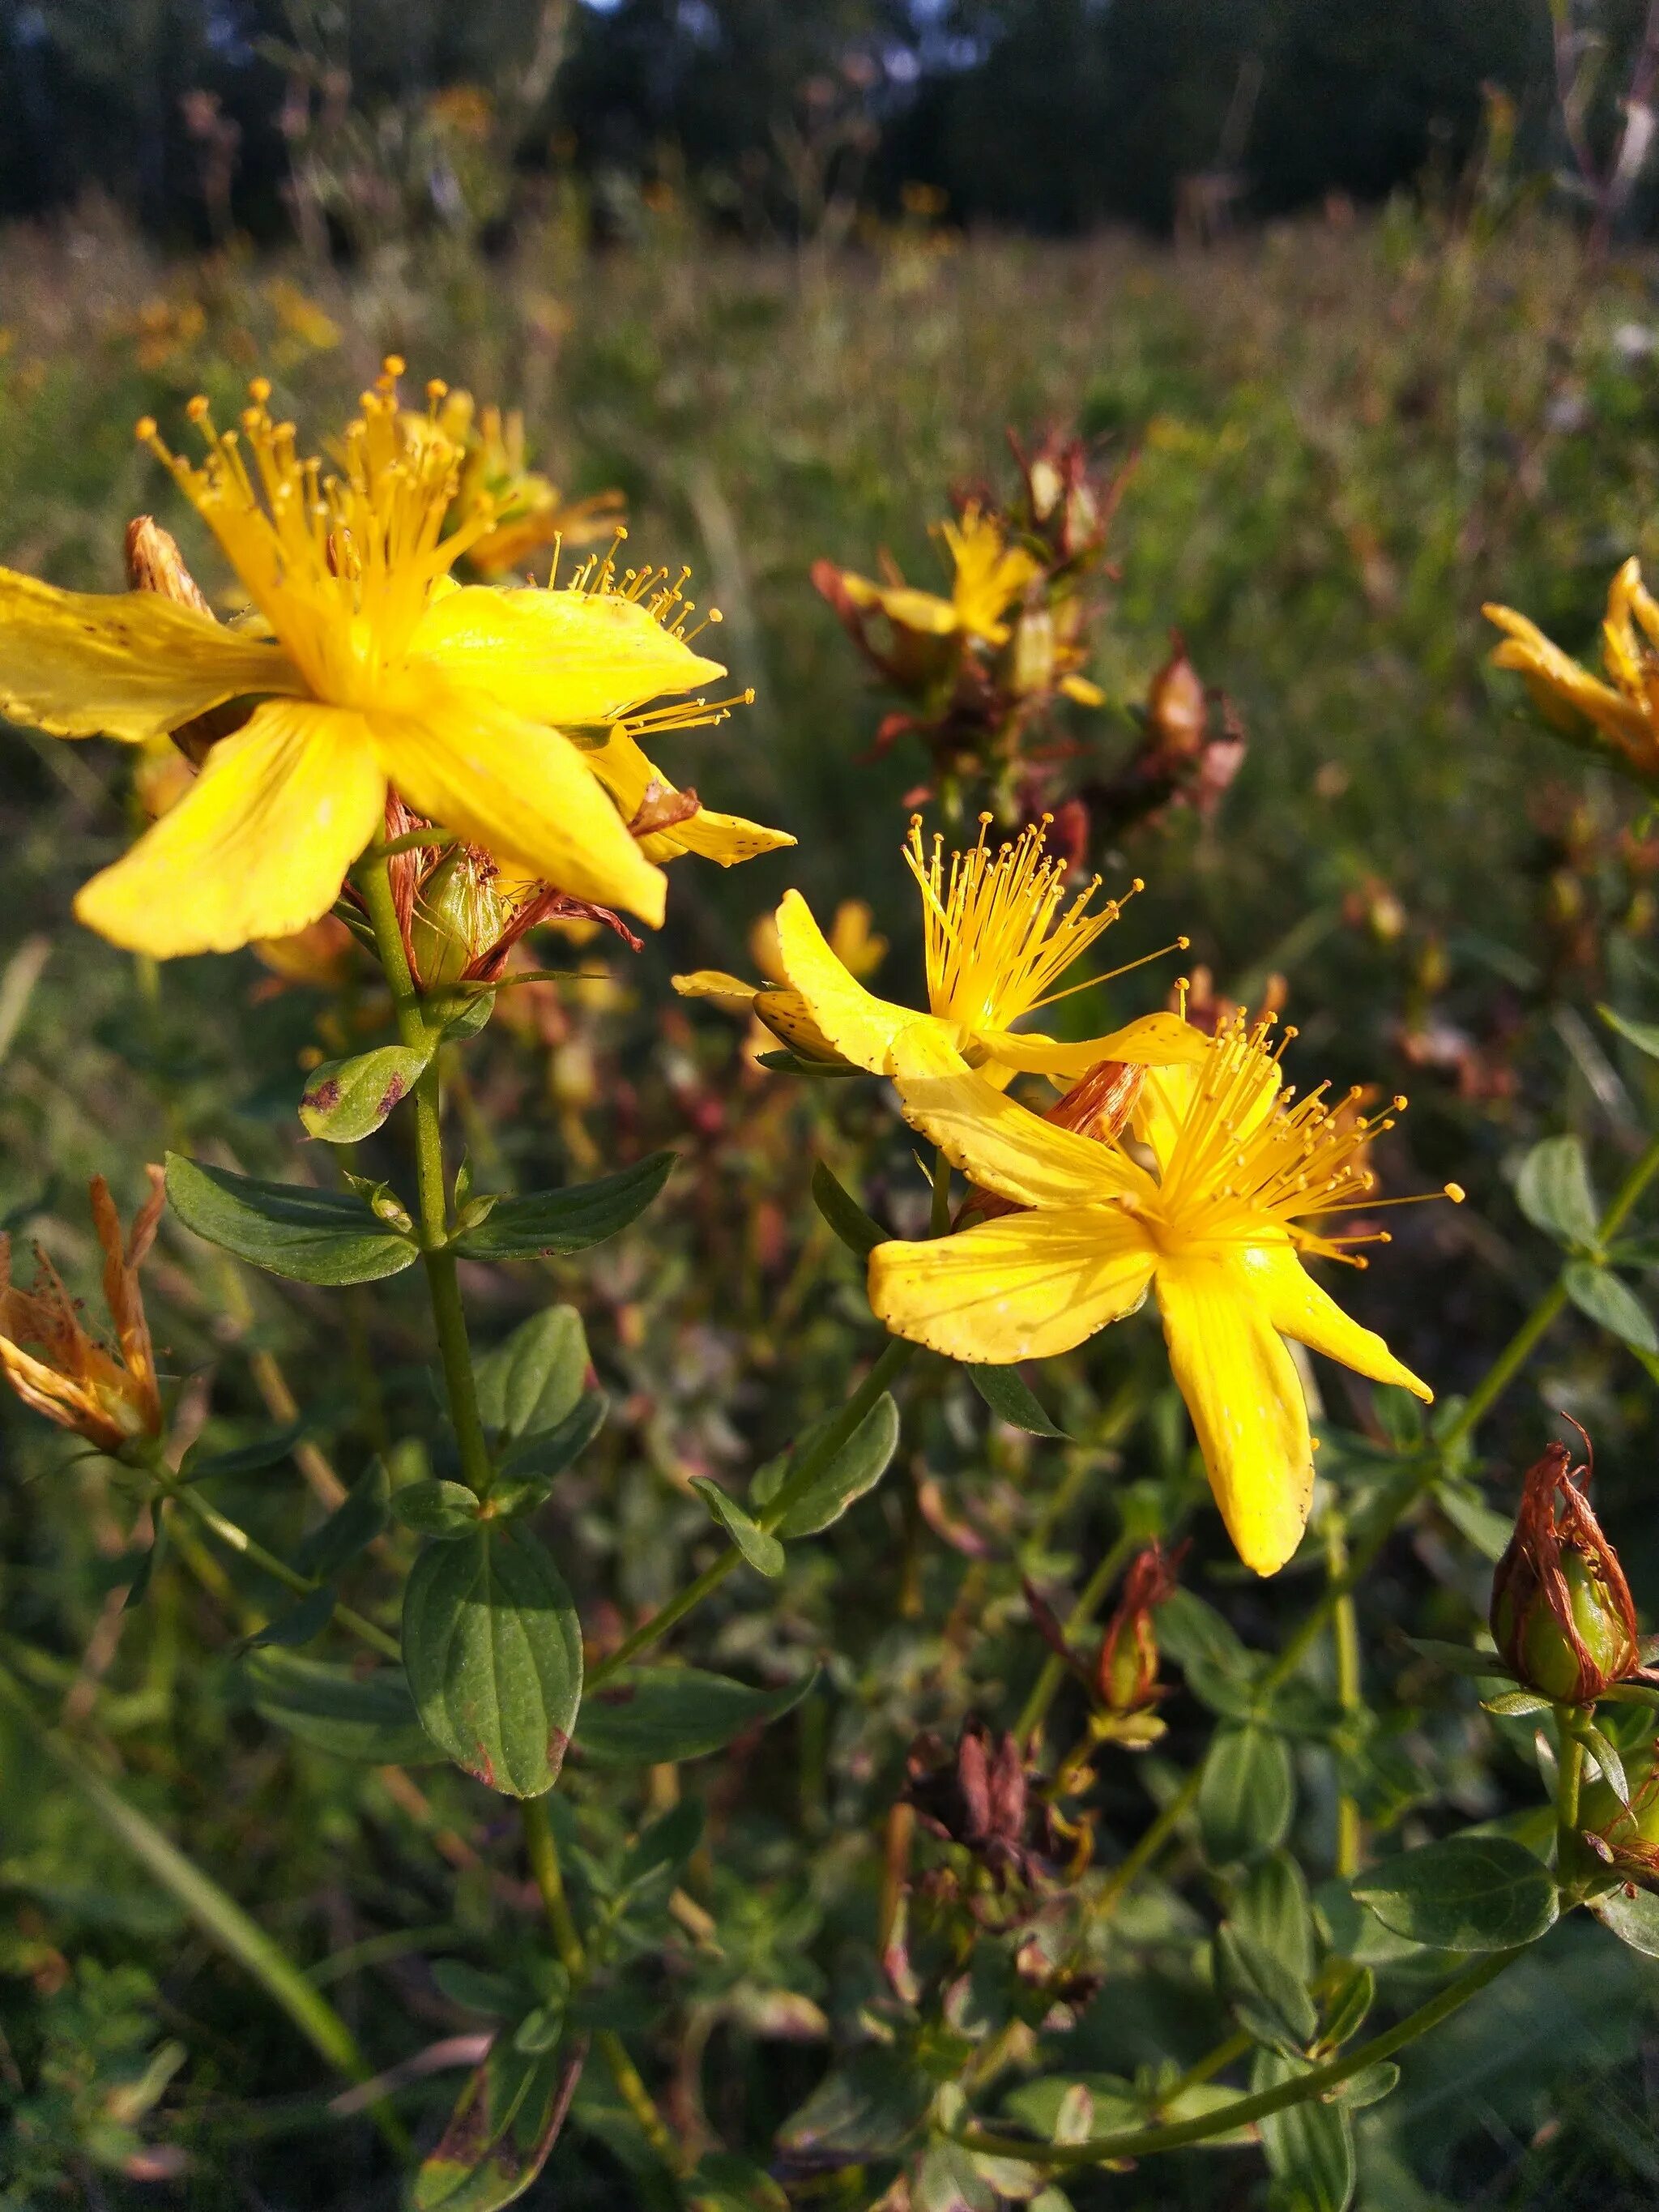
[1015,1527,1139,1744]
[1555,1704,1588,1889]
[1098,1765,1203,1911]
[1324,1513,1363,1879]
[520,1800,683,2173]
[357,856,493,1498]
[166,1481,400,1663]
[957,1947,1519,2169]
[589,1331,919,1689]
[0,1659,408,2158]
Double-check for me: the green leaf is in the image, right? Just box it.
[1576,1719,1630,1803]
[497,1392,607,1484]
[431,1960,518,2017]
[1405,1637,1516,1681]
[1199,1723,1293,1868]
[450,1153,676,1260]
[295,1458,389,1582]
[689,1479,785,1577]
[243,1582,336,1650]
[751,1394,900,1537]
[1158,1587,1253,1675]
[810,1159,886,1257]
[776,2049,934,2158]
[1563,1262,1659,1352]
[1515,1134,1599,1249]
[1318,1962,1375,2052]
[1000,2074,1142,2142]
[299,1041,433,1142]
[1233,1851,1318,1984]
[622,1800,705,1890]
[165,1153,418,1287]
[577,1665,816,1765]
[391,1480,483,1539]
[1599,1001,1659,1061]
[440,989,496,1043]
[1351,1835,1558,1951]
[965,1361,1068,1439]
[1435,1480,1515,1562]
[688,2152,791,2212]
[412,2038,583,2212]
[181,1422,306,1482]
[1252,2049,1356,2212]
[1213,1924,1318,2057]
[1590,1885,1659,1958]
[511,2002,565,2056]
[755,1049,860,1078]
[402,1527,583,1797]
[242,1650,437,1764]
[1325,2060,1399,2111]
[474,1308,590,1441]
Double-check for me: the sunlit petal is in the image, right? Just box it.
[774,887,927,1073]
[1245,1241,1432,1400]
[0,566,304,742]
[869,1207,1156,1364]
[1155,1252,1314,1577]
[75,699,385,957]
[578,724,793,865]
[976,1011,1210,1079]
[410,584,725,724]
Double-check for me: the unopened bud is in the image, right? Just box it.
[1490,1437,1642,1702]
[1095,1542,1181,1715]
[408,849,510,992]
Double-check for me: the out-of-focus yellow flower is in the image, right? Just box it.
[265,278,341,355]
[871,1013,1458,1575]
[675,899,886,1061]
[0,361,787,955]
[836,503,1042,650]
[1486,560,1659,777]
[750,816,1201,1083]
[252,914,360,993]
[421,389,627,579]
[0,1169,166,1454]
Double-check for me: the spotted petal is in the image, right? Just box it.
[1154,1251,1314,1577]
[75,698,386,957]
[869,1206,1156,1364]
[975,1010,1210,1081]
[0,567,305,742]
[774,887,935,1074]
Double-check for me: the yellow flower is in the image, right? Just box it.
[1485,559,1659,778]
[870,1014,1458,1575]
[838,504,1042,649]
[0,1169,166,1454]
[674,899,888,1061]
[745,815,1203,1084]
[426,389,628,579]
[0,361,788,958]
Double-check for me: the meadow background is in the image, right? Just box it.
[8,3,1659,2207]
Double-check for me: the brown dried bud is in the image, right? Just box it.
[1095,1542,1182,1714]
[124,515,249,765]
[1490,1437,1643,1702]
[903,1719,1049,1889]
[966,1057,1143,1225]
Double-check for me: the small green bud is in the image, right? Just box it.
[408,850,510,993]
[1490,1437,1641,1703]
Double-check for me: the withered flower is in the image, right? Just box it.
[0,1170,166,1454]
[1023,1541,1185,1748]
[1080,631,1247,841]
[904,1719,1051,1889]
[1490,1436,1650,1703]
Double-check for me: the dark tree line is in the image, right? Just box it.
[0,0,1633,245]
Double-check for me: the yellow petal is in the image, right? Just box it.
[373,690,666,928]
[869,1206,1156,1363]
[887,1022,1154,1210]
[975,1010,1212,1081]
[840,571,960,635]
[774,888,925,1073]
[579,724,794,866]
[74,700,385,957]
[1154,1252,1313,1577]
[0,566,305,742]
[1483,600,1649,749]
[1245,1241,1431,1401]
[672,970,761,1005]
[410,584,726,725]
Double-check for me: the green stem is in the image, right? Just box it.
[1015,1527,1138,1744]
[589,1332,919,1690]
[1555,1705,1588,1889]
[1325,1513,1363,1880]
[1098,1766,1203,1911]
[520,1800,682,2172]
[165,1482,400,1663]
[357,856,493,1498]
[0,1660,408,2158]
[957,1948,1519,2169]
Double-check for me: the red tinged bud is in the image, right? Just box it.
[1490,1436,1644,1703]
[1095,1542,1183,1715]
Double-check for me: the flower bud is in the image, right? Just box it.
[1095,1542,1181,1715]
[408,849,510,992]
[1490,1437,1642,1702]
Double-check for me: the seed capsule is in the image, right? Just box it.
[1490,1437,1642,1703]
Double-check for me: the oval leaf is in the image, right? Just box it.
[754,1394,901,1538]
[403,1527,583,1797]
[1563,1262,1659,1352]
[1515,1134,1599,1249]
[1213,1923,1317,2056]
[1199,1723,1294,1868]
[450,1153,675,1261]
[810,1159,885,1258]
[300,1040,433,1143]
[295,1457,390,1581]
[1590,1884,1659,1958]
[474,1307,590,1440]
[242,1649,437,1764]
[165,1152,418,1286]
[1351,1835,1558,1951]
[689,1479,786,1577]
[412,2039,584,2212]
[1252,2048,1357,2212]
[965,1361,1068,1439]
[578,1665,815,1766]
[392,1480,484,1538]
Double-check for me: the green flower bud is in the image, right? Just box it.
[408,850,510,993]
[1490,1438,1641,1703]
